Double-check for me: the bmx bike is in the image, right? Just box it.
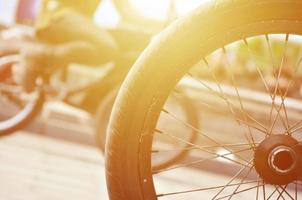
[0,0,199,171]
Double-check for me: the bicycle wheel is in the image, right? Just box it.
[96,86,199,171]
[95,87,117,151]
[106,1,302,199]
[0,56,44,136]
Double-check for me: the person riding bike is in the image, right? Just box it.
[0,0,126,112]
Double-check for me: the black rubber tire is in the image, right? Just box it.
[95,87,118,151]
[105,1,302,199]
[95,87,199,171]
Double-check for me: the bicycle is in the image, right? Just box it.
[0,1,199,171]
[105,1,302,199]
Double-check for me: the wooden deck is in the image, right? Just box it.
[1,94,302,199]
[0,131,109,200]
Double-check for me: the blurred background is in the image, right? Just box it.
[0,0,209,26]
[0,1,210,200]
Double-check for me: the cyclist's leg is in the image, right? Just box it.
[36,8,119,64]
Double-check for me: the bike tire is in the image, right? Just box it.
[95,86,199,171]
[106,1,302,199]
[0,58,44,136]
[0,88,44,136]
[106,0,302,200]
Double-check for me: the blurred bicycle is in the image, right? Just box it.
[0,0,200,171]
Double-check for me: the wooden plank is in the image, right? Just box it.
[0,131,108,200]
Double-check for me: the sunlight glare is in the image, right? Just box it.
[130,0,211,20]
[129,0,171,21]
[216,149,235,163]
[175,0,211,16]
[94,0,120,28]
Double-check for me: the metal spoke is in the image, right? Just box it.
[215,184,264,200]
[279,48,302,135]
[156,180,260,197]
[288,119,302,135]
[262,180,266,200]
[203,56,263,144]
[276,185,288,200]
[256,176,260,200]
[224,166,255,200]
[265,34,277,126]
[161,109,252,165]
[267,185,293,200]
[187,72,268,133]
[154,129,253,170]
[169,90,268,134]
[244,36,289,136]
[265,34,288,134]
[265,34,291,134]
[278,184,294,200]
[266,185,278,200]
[244,37,278,125]
[268,186,284,200]
[295,182,298,200]
[221,46,257,149]
[211,159,254,199]
[153,147,252,174]
[152,142,259,153]
[267,94,287,136]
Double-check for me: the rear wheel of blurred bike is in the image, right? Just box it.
[0,56,43,136]
[106,1,302,199]
[95,86,199,171]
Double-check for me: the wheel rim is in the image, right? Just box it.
[152,89,199,172]
[139,32,302,199]
[95,87,199,171]
[0,62,43,136]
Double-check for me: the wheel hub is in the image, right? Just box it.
[254,135,300,185]
[269,146,296,174]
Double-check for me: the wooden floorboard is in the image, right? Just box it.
[2,96,302,199]
[0,131,108,200]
